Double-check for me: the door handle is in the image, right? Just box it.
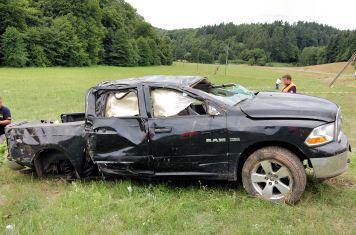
[154,127,172,133]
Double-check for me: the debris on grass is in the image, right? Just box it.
[5,224,14,234]
[2,214,11,219]
[127,186,133,194]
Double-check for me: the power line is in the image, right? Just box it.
[329,52,356,88]
[225,46,229,76]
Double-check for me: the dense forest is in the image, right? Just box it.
[162,22,356,66]
[1,1,354,68]
[0,0,173,67]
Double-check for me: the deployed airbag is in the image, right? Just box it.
[151,89,195,117]
[105,91,139,117]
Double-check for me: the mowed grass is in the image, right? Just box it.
[0,63,355,234]
[306,62,355,74]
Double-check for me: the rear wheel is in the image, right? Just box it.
[242,146,306,204]
[33,150,77,181]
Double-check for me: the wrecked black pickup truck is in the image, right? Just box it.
[5,76,351,203]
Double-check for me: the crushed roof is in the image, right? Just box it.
[97,75,206,88]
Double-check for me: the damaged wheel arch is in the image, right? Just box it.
[33,148,78,179]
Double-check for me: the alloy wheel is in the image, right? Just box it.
[251,160,293,200]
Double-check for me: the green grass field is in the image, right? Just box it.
[0,63,355,234]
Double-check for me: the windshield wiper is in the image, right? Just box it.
[234,98,249,106]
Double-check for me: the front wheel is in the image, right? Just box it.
[242,146,306,204]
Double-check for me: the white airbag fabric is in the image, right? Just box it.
[105,91,139,117]
[152,89,195,117]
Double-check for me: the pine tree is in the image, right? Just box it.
[137,37,153,66]
[103,30,139,66]
[1,27,28,67]
[159,36,173,65]
[148,39,161,65]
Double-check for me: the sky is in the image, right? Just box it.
[125,0,356,30]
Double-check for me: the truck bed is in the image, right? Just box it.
[6,120,86,170]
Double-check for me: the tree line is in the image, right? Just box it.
[162,21,356,66]
[0,0,173,67]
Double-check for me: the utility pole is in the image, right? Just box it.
[196,51,200,72]
[225,45,229,76]
[329,52,356,87]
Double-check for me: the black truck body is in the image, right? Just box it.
[5,76,350,202]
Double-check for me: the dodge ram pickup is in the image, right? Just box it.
[5,76,351,203]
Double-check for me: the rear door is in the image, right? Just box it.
[87,86,153,176]
[144,85,229,177]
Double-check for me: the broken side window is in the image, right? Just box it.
[151,88,208,117]
[105,90,139,117]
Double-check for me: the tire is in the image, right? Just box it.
[33,156,45,178]
[33,152,77,181]
[242,146,306,204]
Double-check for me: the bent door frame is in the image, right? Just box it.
[86,84,153,176]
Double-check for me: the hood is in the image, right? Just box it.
[240,92,338,122]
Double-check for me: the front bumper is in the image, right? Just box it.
[310,149,349,179]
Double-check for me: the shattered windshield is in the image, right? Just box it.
[195,83,255,106]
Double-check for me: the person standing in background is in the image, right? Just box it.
[275,78,282,90]
[0,97,12,143]
[282,74,297,93]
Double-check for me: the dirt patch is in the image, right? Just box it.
[0,196,7,206]
[39,181,63,200]
[326,177,355,189]
[306,62,355,74]
[333,219,347,234]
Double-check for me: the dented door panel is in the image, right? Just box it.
[88,117,152,176]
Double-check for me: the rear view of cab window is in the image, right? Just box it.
[105,90,139,117]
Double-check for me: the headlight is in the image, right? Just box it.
[305,123,335,146]
[335,109,342,142]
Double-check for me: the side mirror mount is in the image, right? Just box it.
[207,105,220,116]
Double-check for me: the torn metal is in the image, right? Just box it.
[6,120,85,177]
